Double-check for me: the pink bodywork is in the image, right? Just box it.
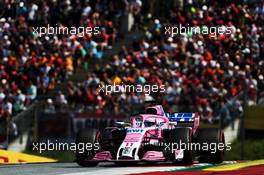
[142,151,165,161]
[193,112,200,134]
[93,105,200,161]
[93,151,112,160]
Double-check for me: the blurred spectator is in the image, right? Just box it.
[55,91,68,112]
[13,89,26,114]
[258,92,264,106]
[44,98,55,114]
[26,81,37,102]
[3,98,12,117]
[55,91,68,105]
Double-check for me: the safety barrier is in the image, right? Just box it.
[34,111,126,141]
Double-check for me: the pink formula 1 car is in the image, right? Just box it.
[75,105,225,167]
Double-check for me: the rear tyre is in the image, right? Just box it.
[164,128,193,165]
[75,128,99,167]
[196,128,225,164]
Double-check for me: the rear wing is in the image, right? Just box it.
[168,113,198,122]
[165,112,200,133]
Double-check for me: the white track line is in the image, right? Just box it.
[61,162,236,175]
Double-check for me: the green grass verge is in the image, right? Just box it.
[225,139,264,160]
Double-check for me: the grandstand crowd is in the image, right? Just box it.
[0,0,263,132]
[0,0,141,122]
[65,0,264,124]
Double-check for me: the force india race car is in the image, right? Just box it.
[75,105,225,167]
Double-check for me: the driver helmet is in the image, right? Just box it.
[144,119,156,127]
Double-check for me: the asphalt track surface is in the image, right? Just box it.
[0,162,220,175]
[3,161,263,175]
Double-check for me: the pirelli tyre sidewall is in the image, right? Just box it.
[75,128,99,167]
[196,128,225,164]
[163,128,193,164]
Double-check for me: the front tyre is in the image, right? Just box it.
[75,128,99,167]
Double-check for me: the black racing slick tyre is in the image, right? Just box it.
[101,128,126,159]
[164,128,193,165]
[75,128,99,167]
[196,128,225,164]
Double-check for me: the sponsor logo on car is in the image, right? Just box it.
[127,129,144,133]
